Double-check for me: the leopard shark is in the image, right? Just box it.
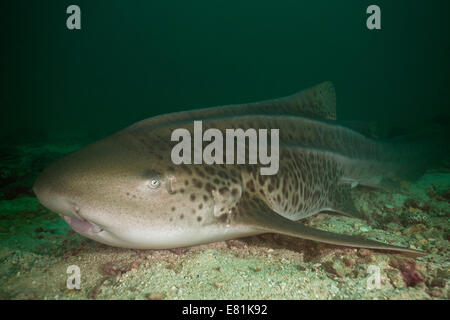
[33,82,446,257]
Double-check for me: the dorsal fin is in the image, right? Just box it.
[253,81,336,120]
[127,82,336,131]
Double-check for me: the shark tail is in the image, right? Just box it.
[386,127,450,178]
[338,126,450,189]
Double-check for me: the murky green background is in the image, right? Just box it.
[2,0,449,141]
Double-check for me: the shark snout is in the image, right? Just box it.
[33,162,82,219]
[34,170,104,235]
[34,175,73,217]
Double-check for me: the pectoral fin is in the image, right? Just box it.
[239,196,424,257]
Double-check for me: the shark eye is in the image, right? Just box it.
[148,179,161,189]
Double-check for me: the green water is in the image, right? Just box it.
[2,0,449,142]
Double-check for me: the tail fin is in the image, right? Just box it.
[338,127,450,189]
[383,127,450,181]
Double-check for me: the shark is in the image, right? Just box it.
[33,82,447,257]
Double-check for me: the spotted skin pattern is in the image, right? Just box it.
[118,115,382,234]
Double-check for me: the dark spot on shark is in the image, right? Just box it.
[246,180,255,192]
[217,214,228,223]
[258,174,265,186]
[193,179,203,188]
[190,194,196,201]
[181,166,192,175]
[197,216,202,222]
[293,193,299,206]
[205,183,214,192]
[218,170,227,179]
[194,167,206,178]
[293,178,299,190]
[282,181,288,194]
[312,190,320,202]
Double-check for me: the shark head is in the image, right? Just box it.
[33,131,222,249]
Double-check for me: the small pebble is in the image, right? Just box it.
[147,293,163,300]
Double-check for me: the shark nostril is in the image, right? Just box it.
[64,201,104,233]
[67,201,83,219]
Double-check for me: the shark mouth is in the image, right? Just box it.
[62,215,104,234]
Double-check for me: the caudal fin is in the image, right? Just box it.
[382,127,450,182]
[337,126,450,189]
